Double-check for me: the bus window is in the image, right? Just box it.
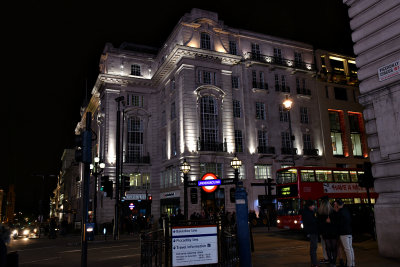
[333,171,350,182]
[277,198,301,216]
[357,171,364,182]
[316,170,333,182]
[350,171,358,182]
[301,170,316,182]
[354,198,361,204]
[276,169,297,184]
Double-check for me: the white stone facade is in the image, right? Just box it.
[74,9,369,227]
[344,0,400,258]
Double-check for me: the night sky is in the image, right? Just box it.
[5,0,354,217]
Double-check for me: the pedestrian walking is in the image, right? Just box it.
[0,224,10,267]
[318,199,339,267]
[334,199,355,267]
[302,200,320,267]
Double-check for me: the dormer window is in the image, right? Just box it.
[200,32,211,50]
[131,64,141,76]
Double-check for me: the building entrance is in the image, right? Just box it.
[201,188,225,216]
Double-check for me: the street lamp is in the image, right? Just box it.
[180,159,191,220]
[283,95,296,166]
[231,155,242,186]
[90,156,105,233]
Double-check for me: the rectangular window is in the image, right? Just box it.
[259,72,265,89]
[129,95,143,107]
[232,76,239,88]
[200,163,223,179]
[233,100,241,118]
[161,139,166,160]
[171,102,176,120]
[316,170,333,182]
[348,114,360,132]
[274,48,282,64]
[300,107,309,124]
[131,64,141,76]
[334,87,348,100]
[279,105,288,122]
[252,70,257,88]
[325,86,329,98]
[251,43,261,60]
[351,133,363,156]
[329,112,341,131]
[294,52,302,66]
[203,71,211,84]
[201,32,211,50]
[171,78,176,91]
[256,102,266,120]
[235,130,243,153]
[229,41,237,55]
[127,117,143,161]
[303,134,312,150]
[281,132,292,148]
[301,170,315,182]
[171,133,177,157]
[331,132,343,155]
[258,130,269,148]
[275,74,280,91]
[255,164,272,180]
[333,171,350,182]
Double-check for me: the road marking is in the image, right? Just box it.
[20,256,61,265]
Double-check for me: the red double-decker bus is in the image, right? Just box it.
[275,166,378,230]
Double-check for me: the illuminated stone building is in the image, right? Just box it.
[75,9,369,224]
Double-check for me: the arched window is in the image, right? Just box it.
[200,32,211,50]
[127,116,144,163]
[200,96,219,150]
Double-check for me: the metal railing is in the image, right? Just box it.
[275,84,291,93]
[197,139,227,152]
[296,87,311,95]
[125,155,150,164]
[281,147,298,155]
[245,52,315,71]
[303,148,319,156]
[258,146,276,154]
[252,81,269,90]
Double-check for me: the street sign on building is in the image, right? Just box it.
[172,225,218,266]
[378,59,400,81]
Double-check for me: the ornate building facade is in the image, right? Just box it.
[74,9,369,226]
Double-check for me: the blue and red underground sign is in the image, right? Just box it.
[198,173,221,193]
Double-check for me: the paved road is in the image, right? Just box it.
[8,235,141,267]
[7,229,400,266]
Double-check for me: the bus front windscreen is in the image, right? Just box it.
[276,169,297,184]
[277,198,301,216]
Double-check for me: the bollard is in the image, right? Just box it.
[235,182,253,267]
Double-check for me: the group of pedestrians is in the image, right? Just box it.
[302,198,355,267]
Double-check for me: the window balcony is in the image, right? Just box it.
[281,147,298,155]
[275,84,291,93]
[252,81,269,91]
[245,52,315,71]
[296,87,311,96]
[197,139,227,152]
[124,154,150,164]
[258,146,276,154]
[303,148,319,156]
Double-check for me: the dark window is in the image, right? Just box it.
[334,87,348,101]
[131,64,141,76]
[233,100,241,118]
[235,130,243,153]
[229,41,237,55]
[200,32,211,50]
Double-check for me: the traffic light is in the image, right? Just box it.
[74,130,92,163]
[100,176,109,191]
[148,195,152,202]
[122,175,130,193]
[359,162,374,188]
[100,176,113,198]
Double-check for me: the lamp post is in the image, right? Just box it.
[180,159,191,220]
[90,157,105,233]
[230,155,252,267]
[231,155,242,187]
[283,95,295,166]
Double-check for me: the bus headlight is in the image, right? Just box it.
[294,220,298,224]
[301,223,304,229]
[23,229,30,236]
[277,219,281,224]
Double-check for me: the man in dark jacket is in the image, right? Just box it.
[334,199,355,267]
[302,200,319,267]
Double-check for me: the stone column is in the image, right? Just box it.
[343,0,400,258]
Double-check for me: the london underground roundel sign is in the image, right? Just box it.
[199,173,220,193]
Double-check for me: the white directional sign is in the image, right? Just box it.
[172,225,218,266]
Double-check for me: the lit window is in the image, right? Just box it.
[131,64,141,76]
[255,164,272,180]
[200,32,211,50]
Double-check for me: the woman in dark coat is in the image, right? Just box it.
[0,224,11,267]
[318,199,339,267]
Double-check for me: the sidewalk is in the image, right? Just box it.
[251,227,400,267]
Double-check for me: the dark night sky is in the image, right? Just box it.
[5,0,354,216]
